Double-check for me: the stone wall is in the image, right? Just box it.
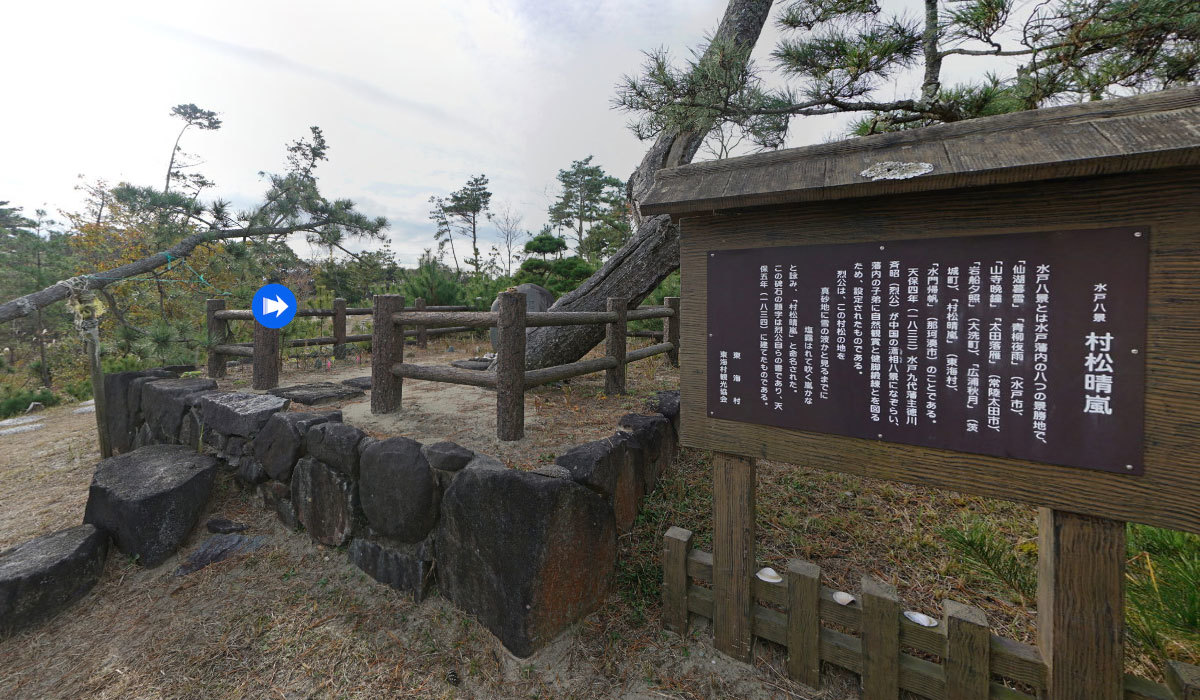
[1,368,681,659]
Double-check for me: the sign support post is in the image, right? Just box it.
[713,450,756,662]
[1037,508,1126,700]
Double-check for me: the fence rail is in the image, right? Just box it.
[206,297,471,389]
[371,291,681,440]
[662,528,1200,700]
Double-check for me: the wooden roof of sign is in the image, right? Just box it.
[639,87,1200,217]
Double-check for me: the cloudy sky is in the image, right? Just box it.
[1,1,998,266]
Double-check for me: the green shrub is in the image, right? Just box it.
[64,380,93,401]
[0,388,61,419]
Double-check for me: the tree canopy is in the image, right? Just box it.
[617,0,1200,143]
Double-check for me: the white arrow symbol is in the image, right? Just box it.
[263,295,289,318]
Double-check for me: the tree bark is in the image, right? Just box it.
[517,0,773,370]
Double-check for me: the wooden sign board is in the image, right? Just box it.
[706,227,1148,475]
[678,168,1200,534]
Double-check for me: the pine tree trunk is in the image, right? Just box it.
[517,0,773,370]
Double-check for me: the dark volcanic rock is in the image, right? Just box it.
[268,382,365,406]
[258,481,299,530]
[341,376,372,390]
[236,459,268,485]
[646,391,681,435]
[359,438,438,543]
[142,378,218,444]
[555,435,643,534]
[254,411,341,482]
[103,369,176,453]
[198,392,290,438]
[349,537,434,601]
[437,468,616,657]
[617,413,674,493]
[206,518,247,534]
[84,445,218,567]
[422,441,474,473]
[0,525,109,637]
[173,534,265,576]
[161,364,197,374]
[305,422,366,479]
[291,457,359,546]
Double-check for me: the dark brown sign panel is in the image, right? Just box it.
[707,227,1148,474]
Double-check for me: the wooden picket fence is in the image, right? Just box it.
[663,527,1200,700]
[371,291,681,440]
[205,297,469,389]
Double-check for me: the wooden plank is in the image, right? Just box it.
[606,297,627,395]
[206,299,228,378]
[347,305,466,315]
[662,527,693,634]
[712,451,755,662]
[371,295,405,414]
[1037,508,1126,700]
[989,636,1047,690]
[1126,674,1177,700]
[252,322,280,390]
[1166,660,1200,699]
[212,309,254,320]
[944,600,989,699]
[394,310,497,327]
[391,363,497,389]
[524,357,618,387]
[212,344,254,357]
[496,291,526,441]
[677,167,1200,535]
[640,88,1200,215]
[626,342,674,363]
[861,575,901,700]
[665,297,681,367]
[627,307,674,321]
[785,559,821,687]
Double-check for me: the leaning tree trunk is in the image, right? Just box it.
[517,0,773,370]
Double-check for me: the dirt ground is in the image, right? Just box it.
[2,334,861,699]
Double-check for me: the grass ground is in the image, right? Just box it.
[1,332,1196,697]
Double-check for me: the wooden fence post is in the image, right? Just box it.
[663,526,693,634]
[415,297,428,348]
[664,296,680,367]
[206,298,228,378]
[333,297,347,359]
[1166,661,1200,699]
[713,451,755,662]
[252,321,280,390]
[371,294,405,414]
[496,291,526,441]
[786,559,821,687]
[1037,508,1125,700]
[944,600,990,699]
[606,297,627,394]
[861,575,901,700]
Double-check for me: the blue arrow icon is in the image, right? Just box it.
[252,283,297,329]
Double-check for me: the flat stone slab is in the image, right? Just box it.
[198,392,290,437]
[0,524,109,636]
[349,537,434,602]
[0,415,41,428]
[341,376,372,390]
[268,382,364,406]
[84,445,219,567]
[0,423,43,437]
[206,518,247,534]
[73,405,96,414]
[173,534,265,576]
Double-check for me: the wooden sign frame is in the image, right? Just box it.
[679,166,1200,535]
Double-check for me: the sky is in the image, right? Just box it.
[1,1,1006,267]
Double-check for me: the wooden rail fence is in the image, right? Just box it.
[371,291,681,440]
[663,527,1200,700]
[205,297,470,390]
